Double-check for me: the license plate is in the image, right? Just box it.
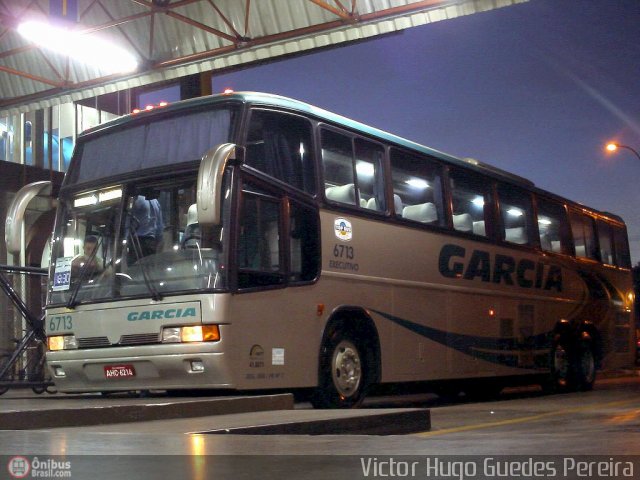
[104,364,136,379]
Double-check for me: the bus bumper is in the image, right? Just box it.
[46,345,234,393]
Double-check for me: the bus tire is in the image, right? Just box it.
[312,331,366,409]
[575,336,596,391]
[546,338,575,393]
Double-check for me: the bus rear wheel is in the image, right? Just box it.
[312,332,367,409]
[545,334,596,393]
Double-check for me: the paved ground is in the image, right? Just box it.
[1,372,638,479]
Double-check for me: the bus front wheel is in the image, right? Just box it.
[312,332,367,408]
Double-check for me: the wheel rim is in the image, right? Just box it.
[554,344,569,386]
[331,340,362,399]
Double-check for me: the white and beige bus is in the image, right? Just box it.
[9,92,635,407]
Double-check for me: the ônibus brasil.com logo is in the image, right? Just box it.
[7,456,71,478]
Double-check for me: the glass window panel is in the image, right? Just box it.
[596,220,614,265]
[497,185,534,246]
[570,211,598,260]
[354,138,385,211]
[613,225,631,268]
[75,108,234,184]
[237,186,284,289]
[449,170,492,237]
[245,110,316,194]
[390,148,444,225]
[537,197,570,254]
[322,129,356,206]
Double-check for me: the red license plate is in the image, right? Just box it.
[104,364,136,379]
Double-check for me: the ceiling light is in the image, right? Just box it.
[405,178,430,189]
[17,20,137,74]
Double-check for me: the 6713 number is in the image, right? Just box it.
[333,244,354,259]
[49,315,73,332]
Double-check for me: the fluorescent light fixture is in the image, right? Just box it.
[74,194,97,207]
[98,188,122,203]
[539,217,552,226]
[507,208,524,217]
[405,178,430,189]
[356,161,375,177]
[471,196,485,207]
[17,20,137,74]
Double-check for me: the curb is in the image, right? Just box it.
[0,394,294,430]
[201,409,431,435]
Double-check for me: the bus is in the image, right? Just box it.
[7,92,635,407]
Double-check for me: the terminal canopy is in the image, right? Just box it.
[0,0,526,115]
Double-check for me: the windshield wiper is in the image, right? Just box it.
[126,217,163,302]
[66,236,103,309]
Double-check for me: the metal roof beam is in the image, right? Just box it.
[307,0,352,21]
[0,65,64,88]
[205,0,243,40]
[244,0,251,38]
[96,0,149,62]
[165,10,239,43]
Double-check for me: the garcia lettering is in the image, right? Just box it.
[127,307,197,321]
[439,244,562,292]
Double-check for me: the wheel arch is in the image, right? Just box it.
[552,319,603,368]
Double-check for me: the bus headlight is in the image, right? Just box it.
[162,325,220,343]
[48,335,78,351]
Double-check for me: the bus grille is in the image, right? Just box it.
[77,337,111,348]
[76,334,159,348]
[119,333,159,345]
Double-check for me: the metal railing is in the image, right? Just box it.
[0,265,54,394]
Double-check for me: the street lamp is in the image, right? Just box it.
[605,142,640,161]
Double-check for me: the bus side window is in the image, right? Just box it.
[245,110,316,194]
[354,138,385,212]
[496,185,535,246]
[322,129,357,206]
[536,197,570,255]
[448,170,492,237]
[390,148,444,225]
[569,211,598,260]
[612,225,631,268]
[321,128,385,211]
[596,220,614,265]
[238,188,284,288]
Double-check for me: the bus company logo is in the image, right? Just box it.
[7,456,30,478]
[334,218,353,242]
[127,307,197,321]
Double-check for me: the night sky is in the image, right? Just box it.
[213,0,640,263]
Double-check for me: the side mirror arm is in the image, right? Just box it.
[5,181,52,255]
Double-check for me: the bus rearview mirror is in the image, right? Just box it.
[197,143,241,226]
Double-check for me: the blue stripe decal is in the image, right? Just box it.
[370,309,552,369]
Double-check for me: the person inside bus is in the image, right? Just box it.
[72,235,103,276]
[130,195,164,259]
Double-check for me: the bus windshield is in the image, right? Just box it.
[48,174,230,306]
